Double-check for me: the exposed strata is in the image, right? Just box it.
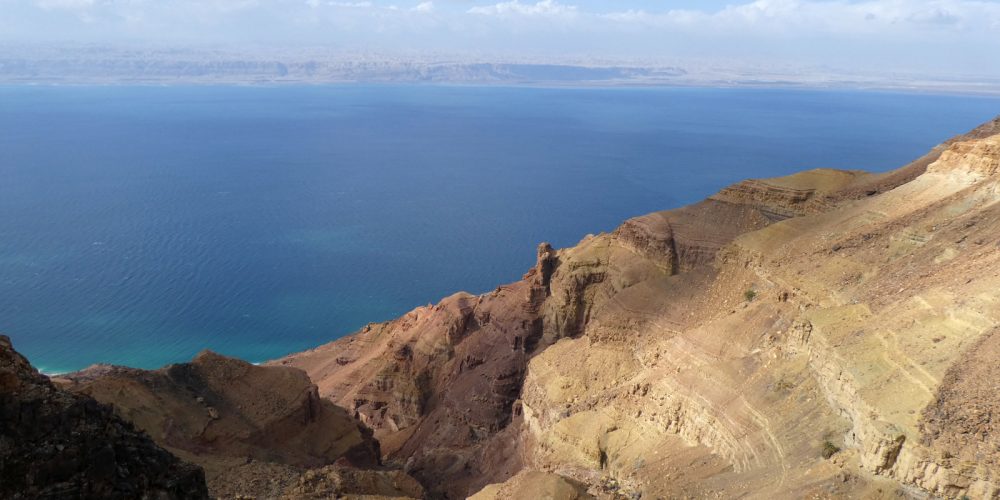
[7,116,999,499]
[272,116,1000,499]
[273,163,893,496]
[0,335,209,499]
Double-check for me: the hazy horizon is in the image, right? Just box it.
[3,0,1000,81]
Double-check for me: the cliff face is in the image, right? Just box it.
[7,117,999,499]
[271,164,902,497]
[57,351,422,499]
[60,352,380,468]
[510,119,1000,499]
[0,335,209,499]
[274,117,1000,499]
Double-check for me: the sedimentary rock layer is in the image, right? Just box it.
[11,116,1000,500]
[275,116,1000,499]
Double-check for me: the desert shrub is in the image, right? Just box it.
[822,440,841,459]
[774,379,795,391]
[744,289,757,302]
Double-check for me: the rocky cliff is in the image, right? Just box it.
[273,116,1000,499]
[6,117,1000,499]
[0,335,209,499]
[56,351,424,499]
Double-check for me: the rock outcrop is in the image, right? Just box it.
[469,470,594,500]
[8,116,1000,499]
[280,465,425,499]
[271,157,903,497]
[273,267,552,497]
[919,327,1000,496]
[56,350,397,498]
[513,117,1000,499]
[272,116,1000,499]
[0,335,209,499]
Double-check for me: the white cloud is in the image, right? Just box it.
[32,0,94,10]
[5,0,1000,77]
[328,1,373,7]
[599,0,1000,35]
[468,0,577,17]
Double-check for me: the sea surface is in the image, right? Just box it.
[1,85,998,373]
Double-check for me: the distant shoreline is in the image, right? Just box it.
[3,46,998,97]
[3,78,1000,98]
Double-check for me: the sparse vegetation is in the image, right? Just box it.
[822,440,841,459]
[774,379,796,392]
[744,289,757,302]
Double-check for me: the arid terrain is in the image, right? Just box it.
[5,46,997,95]
[3,116,999,499]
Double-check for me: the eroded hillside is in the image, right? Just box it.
[21,116,1000,499]
[0,335,209,499]
[273,116,1000,499]
[55,352,424,499]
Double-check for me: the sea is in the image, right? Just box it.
[1,84,997,373]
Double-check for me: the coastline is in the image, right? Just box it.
[3,78,1000,98]
[5,86,997,374]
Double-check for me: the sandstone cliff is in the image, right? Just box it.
[0,335,209,499]
[273,116,1000,499]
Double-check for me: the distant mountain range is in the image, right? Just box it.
[2,45,999,94]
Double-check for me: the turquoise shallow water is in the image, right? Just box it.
[1,85,997,373]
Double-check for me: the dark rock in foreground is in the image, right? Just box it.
[0,335,209,499]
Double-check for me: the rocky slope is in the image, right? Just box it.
[56,351,423,499]
[272,116,1000,499]
[0,335,209,499]
[7,116,998,499]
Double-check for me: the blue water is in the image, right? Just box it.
[1,85,997,373]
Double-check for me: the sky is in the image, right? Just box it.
[2,0,1000,76]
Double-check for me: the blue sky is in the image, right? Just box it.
[2,0,1000,76]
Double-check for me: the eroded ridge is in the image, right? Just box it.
[37,116,1000,499]
[275,117,1000,499]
